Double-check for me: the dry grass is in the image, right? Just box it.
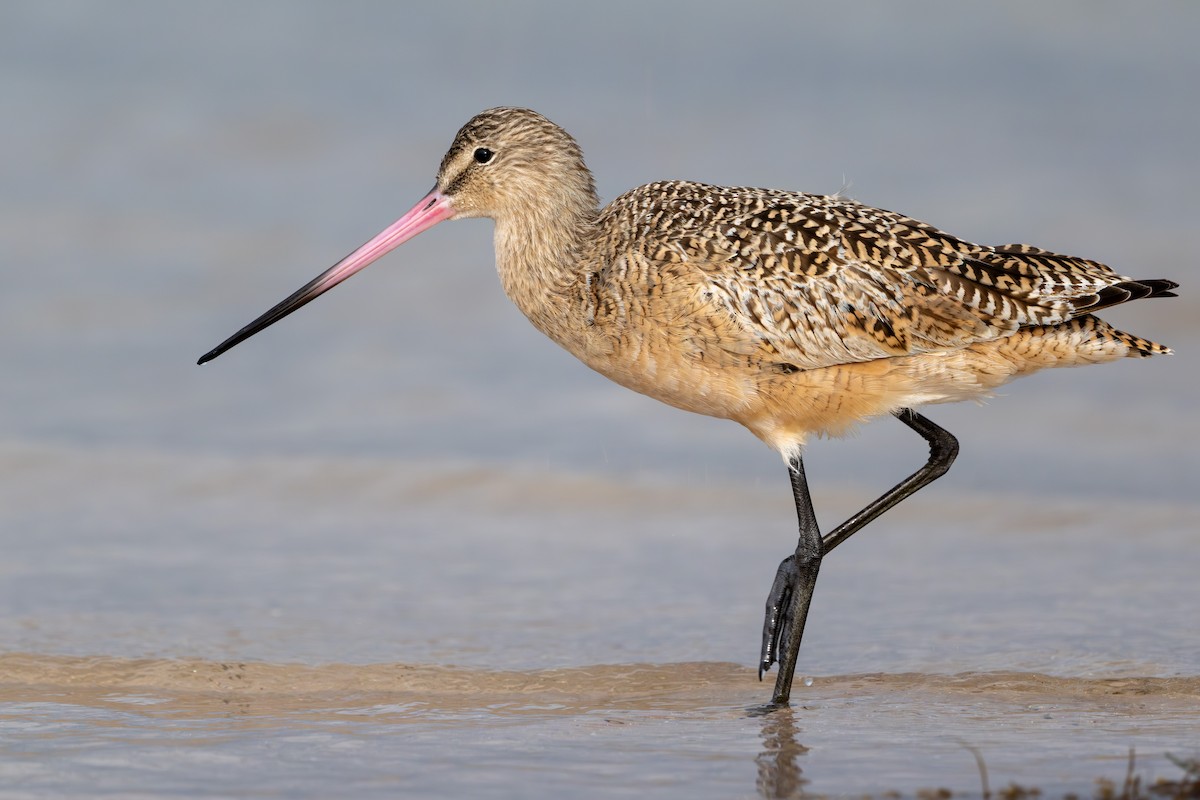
[943,750,1199,800]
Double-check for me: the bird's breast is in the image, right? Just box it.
[561,281,764,421]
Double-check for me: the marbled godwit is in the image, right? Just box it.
[199,107,1177,706]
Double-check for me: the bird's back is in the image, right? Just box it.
[577,180,1174,449]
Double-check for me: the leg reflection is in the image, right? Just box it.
[754,705,811,799]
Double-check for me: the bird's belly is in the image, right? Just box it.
[573,333,758,421]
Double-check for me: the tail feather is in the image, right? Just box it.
[981,244,1179,319]
[1074,277,1179,314]
[1135,278,1180,298]
[1071,314,1172,358]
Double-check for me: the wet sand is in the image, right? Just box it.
[4,654,1198,719]
[3,654,1197,797]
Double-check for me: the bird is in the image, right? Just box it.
[198,107,1177,707]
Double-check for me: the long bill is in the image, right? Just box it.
[197,188,455,365]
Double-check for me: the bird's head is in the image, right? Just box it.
[196,107,593,365]
[434,107,597,223]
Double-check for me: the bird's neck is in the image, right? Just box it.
[492,190,599,338]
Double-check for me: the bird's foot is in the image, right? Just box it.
[759,554,799,679]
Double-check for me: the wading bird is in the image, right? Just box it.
[199,108,1176,706]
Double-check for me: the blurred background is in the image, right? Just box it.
[1,3,1197,796]
[4,0,1199,660]
[3,0,1195,500]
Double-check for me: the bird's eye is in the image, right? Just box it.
[473,147,494,164]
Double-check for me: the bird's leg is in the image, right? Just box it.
[759,408,959,706]
[760,454,823,706]
[821,408,959,554]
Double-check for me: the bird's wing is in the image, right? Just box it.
[617,182,1137,371]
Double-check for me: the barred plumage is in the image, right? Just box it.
[591,180,1173,374]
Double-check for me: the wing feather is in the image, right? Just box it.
[601,181,1152,371]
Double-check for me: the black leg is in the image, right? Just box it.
[822,409,959,553]
[759,454,823,705]
[759,408,959,705]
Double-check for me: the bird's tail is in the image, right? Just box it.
[1070,277,1179,316]
[1012,314,1172,363]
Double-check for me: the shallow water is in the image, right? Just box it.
[2,1,1199,796]
[2,447,1198,796]
[2,655,1198,797]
